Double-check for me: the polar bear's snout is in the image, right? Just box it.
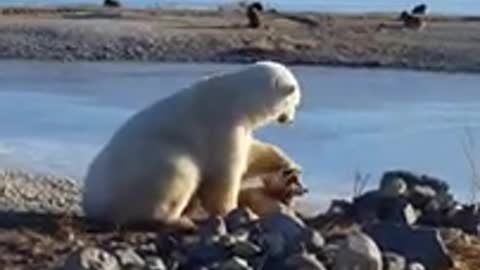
[277,113,290,124]
[277,112,293,124]
[276,98,299,125]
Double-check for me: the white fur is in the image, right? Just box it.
[82,61,302,225]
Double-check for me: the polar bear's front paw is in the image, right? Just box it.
[167,216,198,233]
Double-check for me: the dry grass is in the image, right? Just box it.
[461,127,480,204]
[352,170,371,198]
[444,229,480,270]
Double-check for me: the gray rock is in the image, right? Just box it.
[231,229,250,242]
[137,243,158,257]
[259,231,286,257]
[449,204,480,234]
[326,200,353,216]
[354,191,418,225]
[114,248,145,268]
[185,238,228,266]
[352,191,383,223]
[364,224,453,270]
[218,257,252,270]
[302,228,325,253]
[381,171,455,212]
[225,207,258,233]
[231,241,262,258]
[412,185,437,199]
[333,232,383,270]
[199,215,227,237]
[379,198,418,225]
[381,171,449,195]
[408,185,438,210]
[320,242,341,267]
[285,252,327,270]
[63,247,120,270]
[408,262,426,270]
[259,210,307,246]
[218,234,237,248]
[379,177,407,198]
[382,252,406,270]
[144,257,167,270]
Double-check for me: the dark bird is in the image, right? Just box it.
[411,3,427,15]
[246,2,264,29]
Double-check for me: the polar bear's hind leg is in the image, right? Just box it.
[198,166,244,216]
[147,155,201,223]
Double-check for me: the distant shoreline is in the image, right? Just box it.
[0,6,479,73]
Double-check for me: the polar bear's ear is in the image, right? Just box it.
[274,78,296,96]
[279,83,296,96]
[284,85,296,95]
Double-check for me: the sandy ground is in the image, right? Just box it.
[0,7,479,72]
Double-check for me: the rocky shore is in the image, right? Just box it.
[1,168,480,270]
[0,7,480,72]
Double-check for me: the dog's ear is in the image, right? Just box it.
[285,174,299,185]
[261,175,275,188]
[282,167,301,178]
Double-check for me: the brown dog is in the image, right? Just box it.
[238,169,308,216]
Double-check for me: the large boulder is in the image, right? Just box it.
[333,232,383,270]
[353,191,418,225]
[352,191,384,223]
[257,210,308,254]
[381,171,457,221]
[380,171,450,196]
[378,198,419,225]
[364,223,453,270]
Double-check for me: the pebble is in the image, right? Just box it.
[114,248,145,268]
[383,252,406,270]
[218,257,252,270]
[144,257,167,270]
[407,262,426,270]
[231,240,262,258]
[225,207,258,233]
[63,247,120,270]
[286,252,327,270]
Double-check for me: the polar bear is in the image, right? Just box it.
[82,61,302,229]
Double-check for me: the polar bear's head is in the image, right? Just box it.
[228,61,301,128]
[194,61,301,129]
